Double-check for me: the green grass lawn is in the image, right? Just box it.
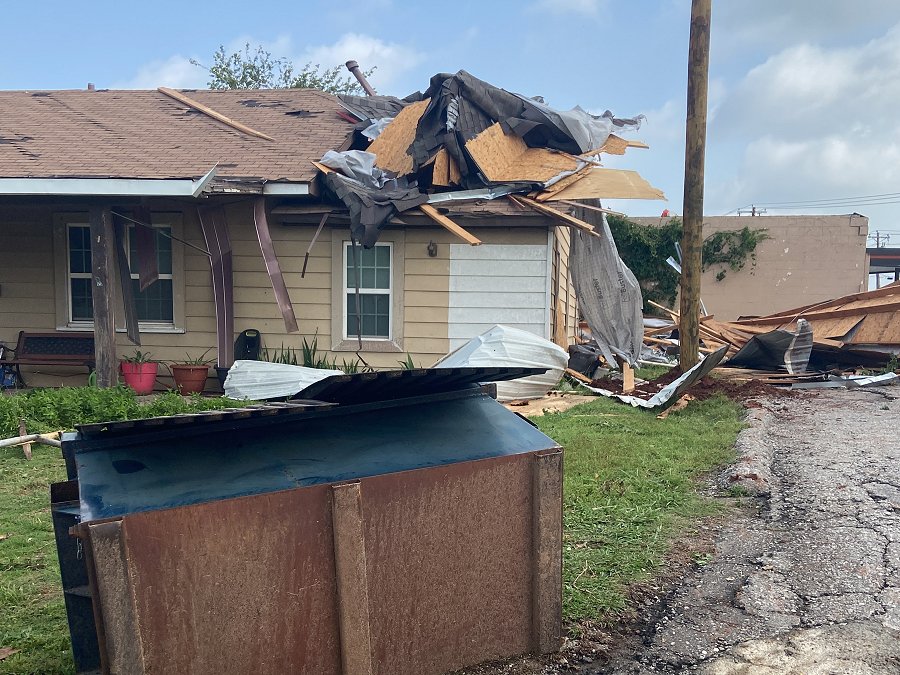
[0,389,743,673]
[535,393,743,622]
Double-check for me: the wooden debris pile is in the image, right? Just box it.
[643,283,900,386]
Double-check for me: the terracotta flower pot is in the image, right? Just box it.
[120,361,158,395]
[171,364,210,395]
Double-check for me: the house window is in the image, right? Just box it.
[343,242,391,339]
[65,224,174,325]
[57,214,183,332]
[127,225,174,323]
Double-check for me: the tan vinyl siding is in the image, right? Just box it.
[0,219,57,343]
[1,199,555,384]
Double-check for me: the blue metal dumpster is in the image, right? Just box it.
[52,367,563,675]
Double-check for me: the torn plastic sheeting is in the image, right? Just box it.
[361,118,393,140]
[319,150,394,190]
[569,211,644,367]
[432,325,568,401]
[725,319,812,374]
[579,345,729,410]
[224,360,343,401]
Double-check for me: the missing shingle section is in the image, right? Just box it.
[0,134,33,144]
[239,98,290,108]
[285,110,319,117]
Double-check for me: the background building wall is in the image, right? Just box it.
[631,214,869,320]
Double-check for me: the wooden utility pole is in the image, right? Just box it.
[679,0,712,371]
[89,206,118,387]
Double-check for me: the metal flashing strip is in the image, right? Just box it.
[262,182,312,195]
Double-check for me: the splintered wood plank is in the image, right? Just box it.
[158,87,275,141]
[418,204,482,245]
[432,148,451,186]
[508,195,599,237]
[367,99,430,176]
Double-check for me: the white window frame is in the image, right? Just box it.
[65,221,92,324]
[53,212,185,333]
[342,241,393,341]
[330,229,405,353]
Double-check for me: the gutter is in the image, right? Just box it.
[0,168,311,198]
[0,166,220,198]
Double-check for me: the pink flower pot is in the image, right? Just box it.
[120,361,158,395]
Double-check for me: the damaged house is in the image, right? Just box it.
[0,73,663,387]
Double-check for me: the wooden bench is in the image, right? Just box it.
[0,331,95,386]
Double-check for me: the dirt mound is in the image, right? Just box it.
[590,371,796,403]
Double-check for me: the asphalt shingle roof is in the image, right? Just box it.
[0,88,352,182]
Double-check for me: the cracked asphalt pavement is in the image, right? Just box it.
[604,387,900,674]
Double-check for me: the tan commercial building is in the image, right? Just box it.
[631,214,869,321]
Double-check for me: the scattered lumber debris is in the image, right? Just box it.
[637,284,900,389]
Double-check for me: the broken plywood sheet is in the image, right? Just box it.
[802,316,866,340]
[533,164,593,202]
[367,98,430,176]
[845,311,900,344]
[431,147,461,187]
[541,167,666,201]
[465,123,581,184]
[595,135,650,156]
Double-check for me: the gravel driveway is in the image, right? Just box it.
[603,387,900,674]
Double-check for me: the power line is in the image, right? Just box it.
[749,191,900,206]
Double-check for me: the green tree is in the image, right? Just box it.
[191,43,374,94]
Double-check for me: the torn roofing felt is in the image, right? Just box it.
[317,69,664,250]
[322,172,427,248]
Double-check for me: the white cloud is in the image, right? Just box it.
[716,0,900,50]
[706,21,900,217]
[115,55,207,90]
[301,33,422,91]
[530,0,606,14]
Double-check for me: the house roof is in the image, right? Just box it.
[0,88,352,184]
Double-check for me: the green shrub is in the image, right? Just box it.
[0,387,247,438]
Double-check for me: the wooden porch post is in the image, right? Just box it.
[89,206,118,387]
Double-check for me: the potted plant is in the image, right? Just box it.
[120,350,158,395]
[170,349,213,395]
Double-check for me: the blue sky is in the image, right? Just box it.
[5,0,900,240]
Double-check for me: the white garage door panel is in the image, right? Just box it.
[450,244,548,261]
[449,259,546,278]
[449,275,548,293]
[448,243,550,349]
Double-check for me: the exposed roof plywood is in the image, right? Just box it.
[541,167,666,201]
[367,98,430,176]
[846,311,900,344]
[465,123,581,184]
[801,316,865,340]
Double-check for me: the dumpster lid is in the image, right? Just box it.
[73,367,546,438]
[294,366,547,404]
